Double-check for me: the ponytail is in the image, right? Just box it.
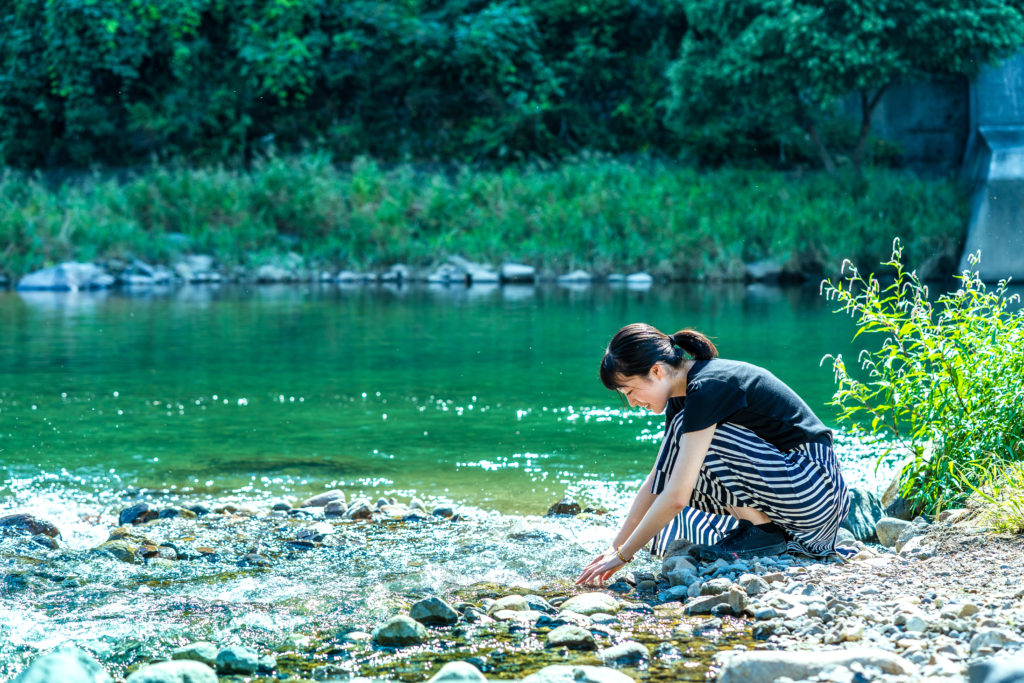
[600,322,716,390]
[668,328,717,361]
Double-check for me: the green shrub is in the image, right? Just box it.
[822,241,1024,515]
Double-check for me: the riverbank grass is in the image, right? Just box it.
[1,155,965,282]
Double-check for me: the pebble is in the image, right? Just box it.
[171,642,218,667]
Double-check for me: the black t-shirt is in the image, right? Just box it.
[664,359,831,452]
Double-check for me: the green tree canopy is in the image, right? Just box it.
[0,0,687,168]
[666,0,1024,169]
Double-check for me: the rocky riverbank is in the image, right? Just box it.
[2,490,1022,683]
[5,253,837,293]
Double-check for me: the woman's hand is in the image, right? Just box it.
[574,547,626,587]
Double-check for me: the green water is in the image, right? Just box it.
[0,283,865,514]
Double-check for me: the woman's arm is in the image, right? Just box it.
[576,424,716,586]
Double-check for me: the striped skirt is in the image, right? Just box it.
[649,420,851,558]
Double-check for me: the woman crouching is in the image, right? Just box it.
[576,322,851,586]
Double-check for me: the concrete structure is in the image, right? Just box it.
[960,53,1024,281]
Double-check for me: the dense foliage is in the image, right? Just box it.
[0,0,687,168]
[667,0,1024,168]
[0,155,964,281]
[823,242,1024,515]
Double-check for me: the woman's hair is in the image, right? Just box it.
[600,323,717,390]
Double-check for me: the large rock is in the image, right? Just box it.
[17,262,115,291]
[215,645,260,674]
[500,263,536,283]
[372,615,429,646]
[301,490,346,508]
[521,665,634,683]
[558,593,620,616]
[715,648,915,683]
[426,661,487,682]
[170,642,218,667]
[841,488,884,541]
[970,628,1024,653]
[0,513,61,538]
[545,625,597,651]
[12,645,113,683]
[92,540,140,564]
[875,517,912,548]
[126,661,218,683]
[410,597,460,626]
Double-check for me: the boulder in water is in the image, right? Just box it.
[17,262,115,291]
[372,615,429,646]
[12,645,113,683]
[0,513,60,538]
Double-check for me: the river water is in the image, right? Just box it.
[0,282,893,680]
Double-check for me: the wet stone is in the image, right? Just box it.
[545,625,597,651]
[185,504,211,516]
[523,594,557,614]
[426,661,487,682]
[301,490,346,508]
[559,592,620,616]
[521,664,634,683]
[126,660,217,683]
[323,501,347,517]
[119,502,159,526]
[372,615,429,646]
[271,501,292,511]
[486,595,531,615]
[216,645,260,674]
[93,540,140,564]
[30,534,59,550]
[0,513,61,538]
[546,497,581,516]
[432,506,455,518]
[410,597,460,626]
[599,640,649,665]
[171,642,219,667]
[346,499,374,520]
[11,645,113,683]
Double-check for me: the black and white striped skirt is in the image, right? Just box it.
[649,420,851,558]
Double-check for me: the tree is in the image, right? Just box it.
[665,0,1024,171]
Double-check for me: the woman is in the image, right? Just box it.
[576,323,850,587]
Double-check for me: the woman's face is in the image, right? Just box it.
[616,364,671,414]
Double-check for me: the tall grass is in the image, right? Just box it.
[0,154,966,280]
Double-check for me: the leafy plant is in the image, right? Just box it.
[822,240,1024,515]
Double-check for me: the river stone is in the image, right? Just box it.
[599,640,649,665]
[426,661,487,682]
[301,490,346,508]
[486,595,531,616]
[372,615,429,646]
[410,597,460,626]
[737,574,770,596]
[500,263,536,283]
[125,661,217,683]
[559,592,620,616]
[700,577,733,596]
[970,628,1024,653]
[345,499,374,520]
[119,503,159,526]
[215,645,260,674]
[546,496,581,516]
[545,625,597,651]
[715,648,915,683]
[0,513,60,538]
[521,665,634,683]
[894,523,927,552]
[93,540,140,564]
[17,262,115,291]
[171,642,218,667]
[12,645,113,683]
[324,501,348,517]
[969,654,1024,683]
[432,506,455,518]
[523,594,557,614]
[841,487,884,541]
[875,517,912,548]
